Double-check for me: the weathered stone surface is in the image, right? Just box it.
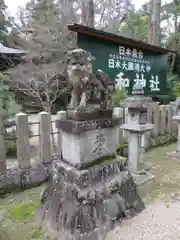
[0,163,50,194]
[66,48,114,112]
[55,118,120,134]
[37,80,145,240]
[173,115,180,153]
[37,163,145,240]
[131,170,155,186]
[121,83,154,173]
[66,109,113,121]
[54,157,127,189]
[123,82,153,110]
[60,126,118,168]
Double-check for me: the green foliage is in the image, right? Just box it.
[28,226,42,239]
[172,81,180,98]
[118,11,148,41]
[0,81,21,156]
[111,87,127,107]
[4,137,17,156]
[116,143,128,157]
[30,0,58,23]
[0,85,21,118]
[80,154,116,170]
[167,72,180,99]
[0,74,25,156]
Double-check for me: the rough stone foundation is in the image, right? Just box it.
[37,160,145,240]
[0,163,51,194]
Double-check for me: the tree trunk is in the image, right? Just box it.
[81,0,95,28]
[88,0,95,28]
[148,0,161,46]
[174,0,180,47]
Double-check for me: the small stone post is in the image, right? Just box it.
[113,107,124,146]
[172,98,180,154]
[57,110,66,157]
[152,103,160,137]
[39,112,51,164]
[16,112,31,169]
[160,105,166,134]
[166,105,172,133]
[0,115,6,174]
[120,83,154,173]
[176,97,180,115]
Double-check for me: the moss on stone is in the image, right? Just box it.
[80,154,117,170]
[116,143,128,156]
[5,200,40,221]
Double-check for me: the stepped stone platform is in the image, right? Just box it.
[37,110,145,240]
[37,159,144,240]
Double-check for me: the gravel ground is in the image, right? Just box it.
[106,200,180,240]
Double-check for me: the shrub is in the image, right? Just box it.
[4,120,33,157]
[0,76,32,157]
[167,72,180,100]
[111,87,127,107]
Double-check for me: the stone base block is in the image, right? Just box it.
[37,160,145,240]
[57,120,119,169]
[131,170,155,186]
[50,157,127,189]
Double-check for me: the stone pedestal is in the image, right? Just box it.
[55,116,118,169]
[121,124,153,173]
[37,110,145,240]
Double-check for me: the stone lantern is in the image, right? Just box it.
[121,83,154,173]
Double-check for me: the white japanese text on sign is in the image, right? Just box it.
[108,45,160,92]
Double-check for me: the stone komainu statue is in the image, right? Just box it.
[66,48,114,111]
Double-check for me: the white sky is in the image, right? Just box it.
[6,0,27,16]
[5,0,172,17]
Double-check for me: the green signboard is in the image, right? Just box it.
[77,34,168,96]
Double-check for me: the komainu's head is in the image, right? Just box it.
[66,48,95,80]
